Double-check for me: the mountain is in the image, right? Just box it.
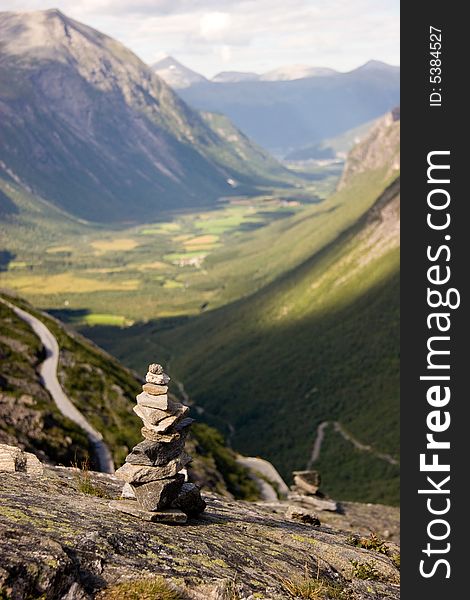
[284,117,380,161]
[0,10,291,223]
[152,55,208,88]
[260,64,337,81]
[0,292,263,500]
[174,60,399,156]
[84,113,400,504]
[212,71,260,83]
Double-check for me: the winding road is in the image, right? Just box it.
[308,420,398,469]
[2,298,114,473]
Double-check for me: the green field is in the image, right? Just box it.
[0,175,337,321]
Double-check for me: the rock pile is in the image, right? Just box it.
[288,470,339,512]
[113,363,205,522]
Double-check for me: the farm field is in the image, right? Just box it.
[0,174,340,322]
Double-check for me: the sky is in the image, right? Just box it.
[0,0,400,77]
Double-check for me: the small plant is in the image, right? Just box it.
[350,560,381,581]
[391,553,400,570]
[347,533,389,555]
[98,577,185,600]
[74,457,109,498]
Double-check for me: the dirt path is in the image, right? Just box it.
[2,298,114,473]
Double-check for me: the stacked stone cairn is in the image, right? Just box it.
[113,363,205,523]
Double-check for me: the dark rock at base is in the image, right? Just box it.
[132,474,185,511]
[108,500,187,523]
[286,505,321,526]
[174,417,195,432]
[172,482,206,516]
[125,437,186,466]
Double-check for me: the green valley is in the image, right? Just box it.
[80,115,400,504]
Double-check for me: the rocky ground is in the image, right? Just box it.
[0,467,400,600]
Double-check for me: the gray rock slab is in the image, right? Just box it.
[141,408,189,434]
[0,444,25,472]
[140,427,181,443]
[108,500,187,523]
[288,493,339,512]
[132,474,185,511]
[0,444,43,475]
[116,453,191,483]
[136,392,169,410]
[125,438,186,466]
[133,403,183,425]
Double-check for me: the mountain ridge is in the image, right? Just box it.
[0,10,292,223]
[174,60,400,155]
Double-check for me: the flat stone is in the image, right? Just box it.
[121,482,136,499]
[108,500,187,523]
[172,482,206,516]
[148,363,164,375]
[145,372,170,385]
[133,403,179,425]
[134,403,189,427]
[116,453,191,483]
[288,493,339,512]
[25,452,44,475]
[136,392,169,410]
[286,505,321,526]
[142,410,190,434]
[142,383,168,396]
[125,437,186,466]
[132,474,185,511]
[141,428,181,443]
[293,470,321,495]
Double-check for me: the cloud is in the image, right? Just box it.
[199,12,231,41]
[1,0,399,75]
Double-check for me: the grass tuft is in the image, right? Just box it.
[280,565,348,599]
[98,577,184,600]
[75,458,109,498]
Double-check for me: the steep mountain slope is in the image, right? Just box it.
[84,114,400,504]
[0,293,261,499]
[0,292,142,467]
[173,60,399,155]
[0,10,291,223]
[160,178,400,504]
